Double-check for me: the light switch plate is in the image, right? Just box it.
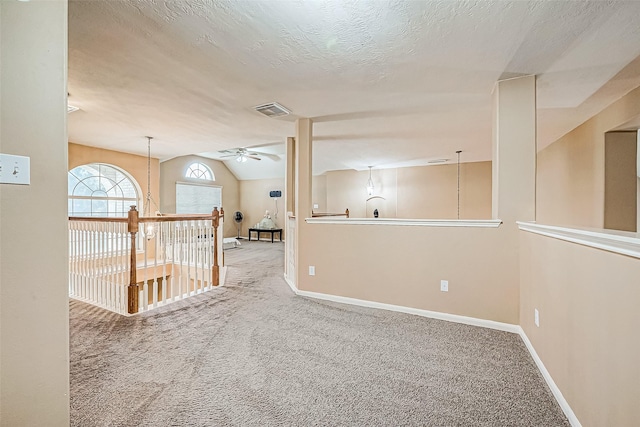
[309,266,315,276]
[0,153,30,185]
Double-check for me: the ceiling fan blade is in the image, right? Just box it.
[246,142,284,150]
[247,150,281,161]
[218,146,281,161]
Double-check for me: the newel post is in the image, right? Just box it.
[127,205,139,314]
[212,207,220,287]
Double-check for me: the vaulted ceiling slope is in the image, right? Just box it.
[68,0,640,180]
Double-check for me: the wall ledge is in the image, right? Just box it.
[305,218,503,227]
[517,221,640,259]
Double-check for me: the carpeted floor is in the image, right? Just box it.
[70,240,569,426]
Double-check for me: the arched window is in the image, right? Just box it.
[185,162,214,181]
[68,164,140,217]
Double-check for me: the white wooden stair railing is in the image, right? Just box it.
[68,207,225,315]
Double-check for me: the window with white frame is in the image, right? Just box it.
[176,182,222,214]
[185,162,214,181]
[68,164,141,217]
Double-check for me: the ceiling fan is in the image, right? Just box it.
[218,147,280,163]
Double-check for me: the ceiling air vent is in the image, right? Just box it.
[254,102,291,118]
[427,159,449,164]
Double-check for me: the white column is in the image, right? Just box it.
[294,119,313,288]
[285,136,296,215]
[492,75,537,223]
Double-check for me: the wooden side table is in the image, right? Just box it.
[248,228,282,243]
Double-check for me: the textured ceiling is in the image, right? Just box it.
[68,0,640,179]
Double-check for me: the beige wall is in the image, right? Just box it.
[604,131,637,232]
[291,75,640,425]
[239,178,285,238]
[326,168,398,218]
[323,162,492,219]
[294,79,530,326]
[325,169,372,218]
[0,1,70,424]
[520,231,640,426]
[528,82,640,425]
[160,155,239,238]
[397,162,492,219]
[537,85,640,228]
[312,174,327,213]
[299,224,519,324]
[69,142,160,215]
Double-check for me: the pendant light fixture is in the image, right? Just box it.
[366,166,374,196]
[143,136,159,240]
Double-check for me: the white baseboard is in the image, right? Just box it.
[283,284,580,426]
[291,287,520,333]
[283,273,297,293]
[219,266,228,287]
[517,327,582,427]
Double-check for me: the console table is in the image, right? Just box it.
[248,228,282,243]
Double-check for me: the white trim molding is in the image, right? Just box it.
[517,327,582,427]
[306,217,503,227]
[283,273,297,293]
[288,287,519,333]
[219,266,228,287]
[517,221,640,259]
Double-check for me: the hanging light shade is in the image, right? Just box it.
[366,166,375,196]
[144,222,156,240]
[236,154,248,163]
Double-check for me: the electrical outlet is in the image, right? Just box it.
[308,266,315,276]
[0,153,30,185]
[534,309,539,327]
[440,280,448,292]
[313,203,319,209]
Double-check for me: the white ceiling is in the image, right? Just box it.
[68,0,640,180]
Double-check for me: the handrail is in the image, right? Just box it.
[69,206,224,315]
[69,216,128,222]
[127,206,223,314]
[70,212,225,223]
[140,214,221,222]
[312,208,349,218]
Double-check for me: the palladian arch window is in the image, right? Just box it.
[68,164,140,217]
[185,162,214,180]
